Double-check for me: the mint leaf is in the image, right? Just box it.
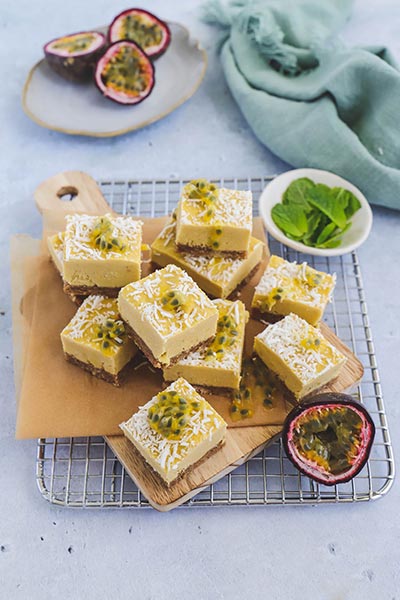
[282,178,315,212]
[271,203,308,238]
[331,187,361,218]
[302,210,322,245]
[315,222,352,248]
[308,184,348,230]
[316,222,337,245]
[318,238,342,249]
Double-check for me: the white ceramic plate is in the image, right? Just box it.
[259,168,373,257]
[22,22,207,137]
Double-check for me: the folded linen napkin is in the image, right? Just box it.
[203,0,400,210]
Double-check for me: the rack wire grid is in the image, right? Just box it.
[36,176,394,508]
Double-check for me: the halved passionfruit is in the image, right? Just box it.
[108,8,171,58]
[283,393,375,486]
[44,31,107,82]
[94,40,155,105]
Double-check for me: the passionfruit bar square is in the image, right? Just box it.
[118,264,219,369]
[175,180,253,256]
[120,378,227,486]
[61,295,138,386]
[63,213,142,297]
[151,217,264,298]
[163,299,248,391]
[253,313,346,399]
[252,255,335,325]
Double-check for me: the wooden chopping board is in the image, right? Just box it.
[31,171,364,511]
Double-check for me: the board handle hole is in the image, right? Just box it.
[57,186,78,202]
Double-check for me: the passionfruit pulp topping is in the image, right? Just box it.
[93,319,125,353]
[206,314,239,362]
[109,8,171,58]
[90,217,126,252]
[161,290,192,312]
[94,41,155,105]
[44,31,107,82]
[148,390,200,440]
[186,179,218,203]
[283,394,375,485]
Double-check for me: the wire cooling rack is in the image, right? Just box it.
[36,176,395,508]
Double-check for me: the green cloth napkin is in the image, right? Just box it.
[203,0,400,210]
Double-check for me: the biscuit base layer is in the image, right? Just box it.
[63,281,120,298]
[227,264,261,300]
[176,243,247,259]
[123,320,215,370]
[126,438,225,488]
[250,307,282,323]
[65,353,133,387]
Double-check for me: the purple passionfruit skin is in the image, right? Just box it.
[282,393,375,486]
[43,31,107,82]
[108,8,171,58]
[94,40,155,105]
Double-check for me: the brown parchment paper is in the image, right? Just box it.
[14,217,293,439]
[10,236,42,402]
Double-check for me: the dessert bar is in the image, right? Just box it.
[118,264,218,368]
[61,295,138,386]
[253,313,346,399]
[252,255,335,325]
[120,377,227,486]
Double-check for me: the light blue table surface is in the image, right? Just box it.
[1,1,399,598]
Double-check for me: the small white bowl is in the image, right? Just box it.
[259,168,373,256]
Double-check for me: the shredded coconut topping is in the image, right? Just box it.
[120,378,226,472]
[64,213,142,261]
[179,188,252,229]
[256,313,346,384]
[120,264,217,338]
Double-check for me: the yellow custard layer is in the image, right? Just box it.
[252,256,335,325]
[151,217,264,298]
[63,214,143,288]
[120,378,227,485]
[163,299,248,390]
[61,295,137,374]
[47,231,65,275]
[253,313,346,399]
[118,264,218,366]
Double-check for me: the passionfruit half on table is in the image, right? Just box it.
[94,40,155,105]
[44,31,107,82]
[283,393,375,486]
[108,8,171,58]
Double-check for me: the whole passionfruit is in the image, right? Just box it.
[282,393,375,486]
[108,8,171,58]
[44,31,107,82]
[94,40,155,105]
